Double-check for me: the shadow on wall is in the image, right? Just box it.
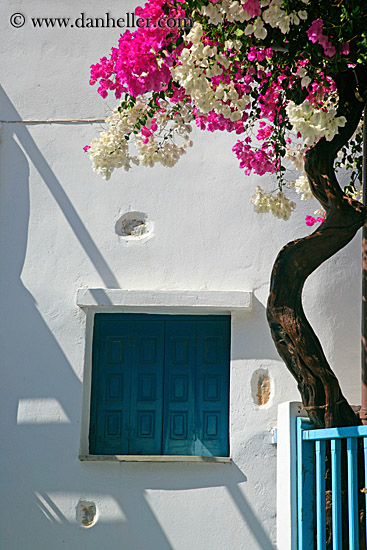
[232,295,281,362]
[0,85,120,289]
[0,87,84,546]
[28,463,275,550]
[0,87,275,550]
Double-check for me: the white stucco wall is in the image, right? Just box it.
[0,1,362,549]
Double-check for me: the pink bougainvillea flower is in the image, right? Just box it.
[305,215,325,226]
[242,0,261,17]
[306,19,336,58]
[305,215,316,226]
[341,42,350,56]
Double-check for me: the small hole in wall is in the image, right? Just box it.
[251,369,271,406]
[76,500,97,528]
[115,211,152,239]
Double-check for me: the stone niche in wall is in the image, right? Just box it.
[115,211,153,240]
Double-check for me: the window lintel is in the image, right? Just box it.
[77,288,252,313]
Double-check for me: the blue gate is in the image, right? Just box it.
[297,417,367,549]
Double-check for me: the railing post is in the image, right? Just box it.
[297,424,367,549]
[330,438,342,550]
[347,437,359,549]
[315,439,326,550]
[364,437,367,545]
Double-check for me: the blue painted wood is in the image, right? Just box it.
[330,438,342,550]
[346,437,358,550]
[297,417,315,550]
[90,314,230,456]
[303,425,367,441]
[90,316,132,454]
[315,440,326,550]
[195,319,230,457]
[163,320,196,455]
[129,320,165,455]
[364,438,367,546]
[299,425,367,550]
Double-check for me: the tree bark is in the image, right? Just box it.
[267,66,367,429]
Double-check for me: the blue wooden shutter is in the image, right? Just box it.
[163,316,230,457]
[90,314,230,457]
[163,320,196,455]
[195,318,230,457]
[129,320,165,455]
[89,316,132,454]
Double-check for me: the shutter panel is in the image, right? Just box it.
[90,314,230,457]
[89,316,132,454]
[195,318,230,457]
[129,320,165,454]
[163,320,196,455]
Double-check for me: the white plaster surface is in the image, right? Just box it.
[76,288,252,310]
[17,398,71,424]
[0,2,363,548]
[276,402,308,550]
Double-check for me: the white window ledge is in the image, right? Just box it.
[79,454,232,463]
[76,289,252,313]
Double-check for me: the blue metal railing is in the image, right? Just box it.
[297,418,367,549]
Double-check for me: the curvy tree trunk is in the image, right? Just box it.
[267,66,367,429]
[267,65,367,548]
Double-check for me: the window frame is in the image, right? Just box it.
[77,288,252,463]
[88,313,230,459]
